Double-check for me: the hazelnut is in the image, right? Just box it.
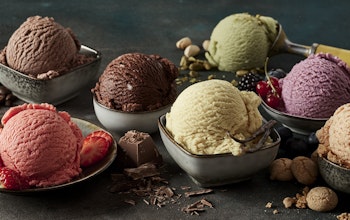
[184,45,200,57]
[176,37,192,50]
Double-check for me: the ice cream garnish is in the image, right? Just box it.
[80,130,113,167]
[256,58,282,108]
[0,167,30,190]
[227,120,277,152]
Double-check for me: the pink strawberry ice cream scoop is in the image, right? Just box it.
[0,103,83,188]
[279,53,350,118]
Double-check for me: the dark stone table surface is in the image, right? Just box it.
[0,1,349,219]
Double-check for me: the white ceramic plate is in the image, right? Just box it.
[0,118,117,194]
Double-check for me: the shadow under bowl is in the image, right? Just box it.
[0,45,101,105]
[158,114,281,187]
[93,97,171,134]
[318,156,350,194]
[261,101,327,135]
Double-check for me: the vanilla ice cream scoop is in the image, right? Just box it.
[205,13,278,72]
[166,79,263,155]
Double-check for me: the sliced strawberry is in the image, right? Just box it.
[0,167,29,190]
[80,136,110,167]
[86,130,113,146]
[0,157,4,167]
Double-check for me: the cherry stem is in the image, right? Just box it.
[264,57,279,97]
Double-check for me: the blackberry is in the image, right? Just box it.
[237,72,261,92]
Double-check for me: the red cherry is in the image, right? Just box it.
[273,85,282,96]
[269,77,280,88]
[256,81,269,98]
[266,93,281,108]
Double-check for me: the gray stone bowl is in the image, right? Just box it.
[261,100,327,135]
[0,45,101,105]
[93,96,171,134]
[158,114,281,187]
[318,156,350,194]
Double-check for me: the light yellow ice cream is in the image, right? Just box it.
[317,103,350,169]
[166,79,263,155]
[205,13,278,72]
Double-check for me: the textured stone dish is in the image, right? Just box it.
[0,45,101,105]
[318,156,350,194]
[93,96,171,134]
[158,114,281,187]
[261,100,327,135]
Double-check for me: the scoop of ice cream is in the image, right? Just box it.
[166,79,263,155]
[280,53,350,118]
[306,187,338,212]
[317,103,350,169]
[5,16,80,78]
[92,53,178,112]
[0,103,83,187]
[290,156,318,185]
[205,13,278,72]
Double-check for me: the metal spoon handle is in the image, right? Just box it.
[283,39,313,57]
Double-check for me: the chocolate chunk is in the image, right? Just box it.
[117,130,162,168]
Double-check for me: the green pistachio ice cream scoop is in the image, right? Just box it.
[205,13,350,72]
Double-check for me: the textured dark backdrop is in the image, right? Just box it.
[0,1,349,219]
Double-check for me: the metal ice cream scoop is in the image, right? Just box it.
[269,24,350,65]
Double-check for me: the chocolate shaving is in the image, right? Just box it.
[109,162,180,208]
[124,163,160,180]
[184,188,213,197]
[181,186,191,190]
[182,198,214,215]
[109,162,215,215]
[124,199,136,206]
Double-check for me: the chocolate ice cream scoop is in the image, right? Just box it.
[5,16,80,77]
[92,53,178,112]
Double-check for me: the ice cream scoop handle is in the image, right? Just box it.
[285,40,312,57]
[314,44,350,65]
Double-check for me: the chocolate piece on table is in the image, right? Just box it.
[118,130,163,168]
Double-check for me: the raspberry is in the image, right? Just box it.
[237,72,261,92]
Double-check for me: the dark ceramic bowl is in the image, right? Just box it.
[0,45,101,105]
[158,114,281,187]
[318,156,350,194]
[93,96,171,134]
[261,100,327,135]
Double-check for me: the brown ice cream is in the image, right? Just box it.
[92,53,178,112]
[118,130,162,168]
[0,16,93,79]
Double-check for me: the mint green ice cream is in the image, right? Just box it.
[205,13,278,72]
